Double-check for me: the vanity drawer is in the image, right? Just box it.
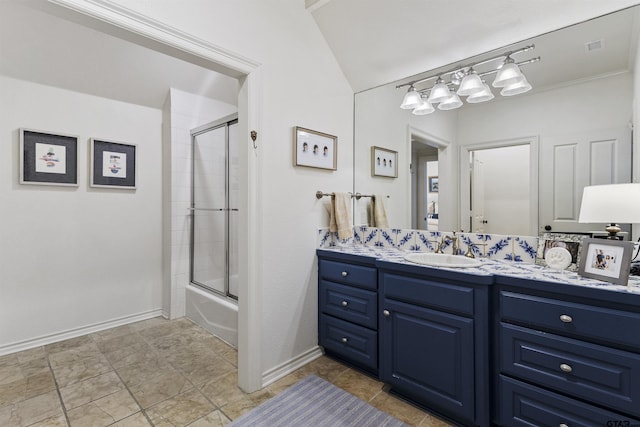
[319,280,377,329]
[318,259,377,290]
[500,291,640,348]
[319,314,377,370]
[381,271,474,316]
[500,323,640,416]
[499,375,640,427]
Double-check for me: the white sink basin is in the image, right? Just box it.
[404,252,482,268]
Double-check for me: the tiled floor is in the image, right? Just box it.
[0,317,452,426]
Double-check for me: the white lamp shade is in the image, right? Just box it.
[437,91,463,110]
[492,62,524,88]
[400,86,422,109]
[466,83,494,103]
[578,183,640,223]
[500,77,532,96]
[457,72,484,96]
[428,79,451,104]
[412,99,435,115]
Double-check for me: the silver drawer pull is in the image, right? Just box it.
[341,337,348,343]
[560,314,573,323]
[383,310,390,317]
[559,424,569,427]
[560,363,573,373]
[341,271,348,277]
[341,300,348,307]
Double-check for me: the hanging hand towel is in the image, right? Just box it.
[373,194,389,228]
[329,192,353,239]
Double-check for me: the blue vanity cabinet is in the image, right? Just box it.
[317,250,379,375]
[494,275,640,426]
[377,260,493,427]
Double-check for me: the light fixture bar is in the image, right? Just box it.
[396,44,535,90]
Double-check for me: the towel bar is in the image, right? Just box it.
[315,191,390,200]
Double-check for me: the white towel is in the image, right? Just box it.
[372,195,389,228]
[329,192,353,239]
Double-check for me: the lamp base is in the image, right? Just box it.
[605,223,622,239]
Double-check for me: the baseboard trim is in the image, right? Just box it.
[261,346,324,387]
[0,309,165,356]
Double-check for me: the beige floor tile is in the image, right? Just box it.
[219,347,237,367]
[219,388,273,421]
[15,347,46,364]
[146,388,215,426]
[0,378,27,407]
[90,324,136,343]
[266,370,307,395]
[115,357,173,388]
[0,354,18,369]
[369,391,429,426]
[67,389,139,426]
[45,335,94,355]
[59,371,124,410]
[197,371,245,408]
[28,413,68,427]
[128,368,192,409]
[331,368,384,402]
[24,371,56,400]
[137,318,193,341]
[50,354,112,388]
[295,355,350,382]
[19,357,49,378]
[128,317,168,332]
[94,333,143,354]
[102,341,160,369]
[0,364,24,386]
[172,352,236,386]
[417,412,455,427]
[0,390,64,427]
[48,342,103,369]
[188,409,231,427]
[111,411,153,427]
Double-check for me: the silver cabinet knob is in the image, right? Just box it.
[341,271,348,277]
[559,424,569,427]
[341,337,348,343]
[560,314,573,323]
[341,300,348,307]
[383,310,390,317]
[560,363,572,373]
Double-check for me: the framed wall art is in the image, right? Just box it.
[535,232,588,271]
[578,238,634,285]
[90,138,137,189]
[428,176,439,193]
[371,146,398,178]
[293,126,337,170]
[20,128,79,186]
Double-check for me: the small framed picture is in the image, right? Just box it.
[371,146,398,178]
[90,139,137,189]
[20,128,79,186]
[536,233,588,271]
[293,126,337,170]
[428,176,439,193]
[578,238,634,285]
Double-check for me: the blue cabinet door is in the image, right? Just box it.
[380,297,475,425]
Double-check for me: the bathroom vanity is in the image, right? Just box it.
[317,247,640,427]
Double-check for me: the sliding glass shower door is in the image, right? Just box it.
[190,114,238,300]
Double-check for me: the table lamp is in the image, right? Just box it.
[578,183,640,239]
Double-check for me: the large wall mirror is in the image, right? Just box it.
[354,5,639,238]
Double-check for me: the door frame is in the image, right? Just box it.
[459,136,539,235]
[49,0,263,392]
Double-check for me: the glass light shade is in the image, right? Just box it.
[457,72,484,96]
[400,86,422,109]
[466,83,494,103]
[578,183,640,224]
[427,78,451,104]
[492,61,524,87]
[500,77,532,96]
[437,90,463,110]
[412,98,435,115]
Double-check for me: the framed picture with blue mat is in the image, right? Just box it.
[90,138,137,189]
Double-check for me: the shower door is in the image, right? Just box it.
[190,114,238,300]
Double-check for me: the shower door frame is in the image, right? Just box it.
[190,113,239,301]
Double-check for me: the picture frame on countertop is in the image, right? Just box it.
[20,128,79,186]
[535,232,588,271]
[578,238,634,285]
[371,146,398,178]
[90,138,137,189]
[293,126,337,170]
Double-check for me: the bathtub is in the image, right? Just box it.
[186,283,238,348]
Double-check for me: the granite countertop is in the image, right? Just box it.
[318,245,640,296]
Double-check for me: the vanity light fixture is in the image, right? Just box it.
[397,45,539,116]
[578,183,640,239]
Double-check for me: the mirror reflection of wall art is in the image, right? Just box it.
[578,238,634,285]
[371,146,398,178]
[536,233,589,271]
[428,176,439,193]
[293,126,337,171]
[20,128,79,186]
[90,139,137,189]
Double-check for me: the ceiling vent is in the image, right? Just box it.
[585,39,604,53]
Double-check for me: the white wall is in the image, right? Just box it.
[107,0,354,380]
[0,76,163,352]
